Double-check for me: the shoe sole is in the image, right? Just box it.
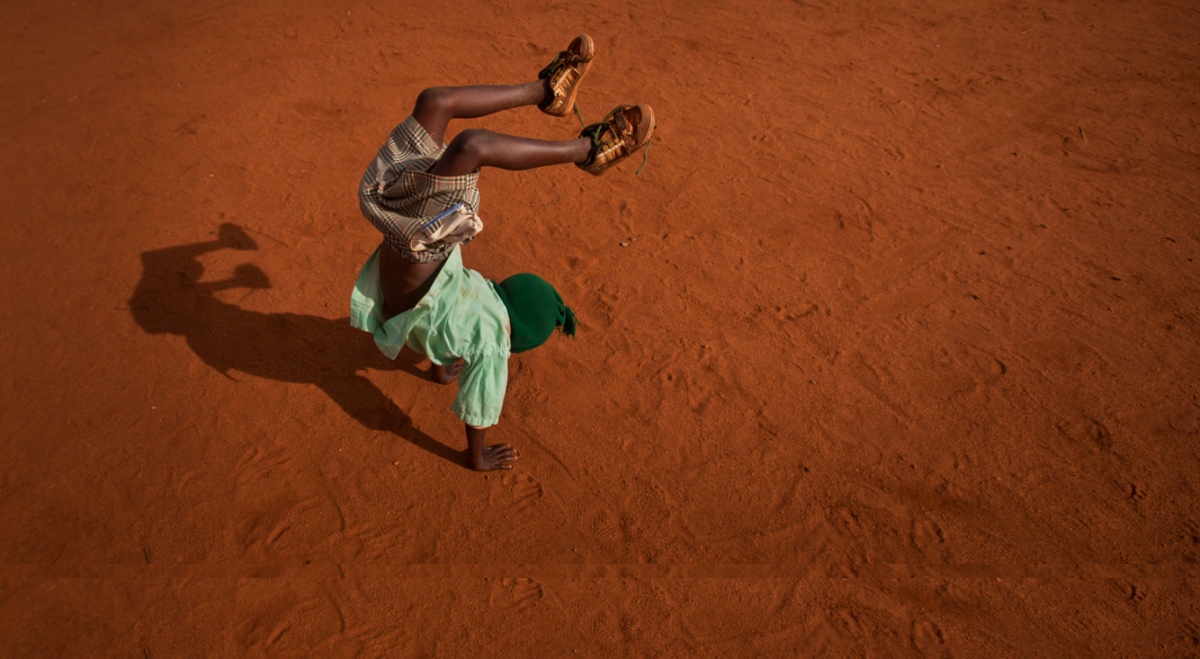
[631,103,655,149]
[557,34,594,117]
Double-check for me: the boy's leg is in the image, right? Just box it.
[411,34,594,146]
[428,129,590,177]
[412,81,550,147]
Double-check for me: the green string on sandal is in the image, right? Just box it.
[635,127,656,177]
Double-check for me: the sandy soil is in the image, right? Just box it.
[2,0,1199,656]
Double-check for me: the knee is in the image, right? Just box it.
[414,86,454,115]
[447,129,496,161]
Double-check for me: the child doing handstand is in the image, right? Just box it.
[351,35,655,470]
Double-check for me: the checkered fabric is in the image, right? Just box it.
[358,116,482,263]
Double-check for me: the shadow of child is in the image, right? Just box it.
[128,223,462,466]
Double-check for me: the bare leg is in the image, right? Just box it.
[412,81,551,147]
[429,129,591,177]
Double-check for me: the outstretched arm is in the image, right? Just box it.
[450,353,513,471]
[466,425,517,471]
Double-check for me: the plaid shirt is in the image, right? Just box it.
[358,116,481,263]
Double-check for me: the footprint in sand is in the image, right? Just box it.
[911,619,947,652]
[234,445,293,487]
[1056,417,1113,453]
[581,606,627,646]
[1126,481,1148,503]
[1169,404,1199,433]
[911,518,947,554]
[1023,336,1098,374]
[496,578,544,613]
[832,608,864,637]
[833,507,865,537]
[502,473,545,512]
[1125,582,1148,604]
[236,586,340,653]
[171,466,203,495]
[238,492,327,553]
[586,507,630,546]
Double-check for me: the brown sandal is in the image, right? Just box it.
[538,35,594,117]
[576,104,656,176]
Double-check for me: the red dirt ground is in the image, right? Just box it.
[2,0,1199,656]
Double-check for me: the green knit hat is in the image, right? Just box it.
[491,274,578,353]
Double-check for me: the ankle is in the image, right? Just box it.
[572,137,593,163]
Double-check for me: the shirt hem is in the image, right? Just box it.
[452,406,499,429]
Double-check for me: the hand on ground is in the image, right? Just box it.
[471,444,517,471]
[431,360,463,385]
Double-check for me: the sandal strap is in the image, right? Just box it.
[538,49,593,80]
[580,109,635,168]
[635,127,656,177]
[613,112,630,134]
